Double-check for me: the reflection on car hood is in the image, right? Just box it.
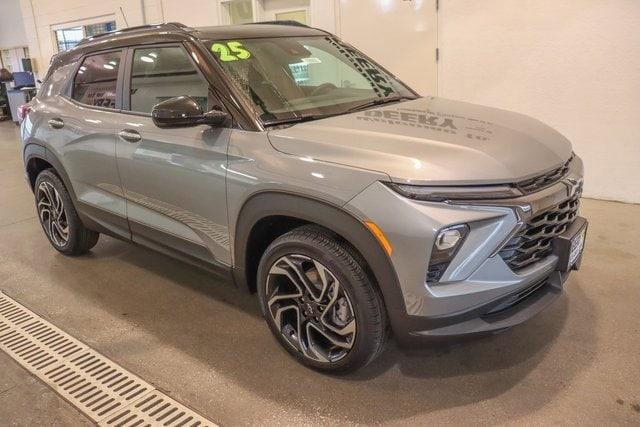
[267,97,573,185]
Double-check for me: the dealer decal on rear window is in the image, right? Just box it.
[211,41,251,62]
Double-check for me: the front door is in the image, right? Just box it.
[115,44,232,266]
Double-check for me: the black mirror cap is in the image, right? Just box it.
[151,95,229,129]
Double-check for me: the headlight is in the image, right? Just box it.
[427,224,469,283]
[385,182,521,202]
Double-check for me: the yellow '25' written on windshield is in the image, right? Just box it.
[211,41,251,62]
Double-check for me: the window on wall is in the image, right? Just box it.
[129,46,209,114]
[55,27,83,52]
[85,21,116,37]
[54,21,116,52]
[72,51,121,109]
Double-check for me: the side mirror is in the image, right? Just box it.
[151,95,229,129]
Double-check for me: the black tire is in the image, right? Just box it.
[34,169,99,255]
[257,225,389,373]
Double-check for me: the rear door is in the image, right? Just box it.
[44,49,129,239]
[115,43,232,266]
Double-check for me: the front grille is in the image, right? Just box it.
[499,193,580,271]
[516,156,573,194]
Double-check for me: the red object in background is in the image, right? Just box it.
[16,104,31,123]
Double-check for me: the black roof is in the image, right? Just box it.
[53,22,327,65]
[77,21,326,48]
[193,23,328,40]
[48,21,329,78]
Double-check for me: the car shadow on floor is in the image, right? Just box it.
[52,235,598,424]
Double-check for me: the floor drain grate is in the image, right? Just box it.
[0,292,215,426]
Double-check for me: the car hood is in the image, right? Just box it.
[267,97,573,185]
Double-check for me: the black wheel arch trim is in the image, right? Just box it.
[23,143,46,189]
[25,147,99,232]
[24,145,77,201]
[43,148,79,202]
[233,191,407,317]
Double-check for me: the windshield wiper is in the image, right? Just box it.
[262,96,416,127]
[343,96,415,114]
[262,114,323,127]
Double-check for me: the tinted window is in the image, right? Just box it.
[129,46,209,113]
[72,51,121,108]
[207,36,415,124]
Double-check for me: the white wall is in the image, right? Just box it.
[339,0,438,95]
[12,0,640,203]
[0,0,28,49]
[439,0,640,203]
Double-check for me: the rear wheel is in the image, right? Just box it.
[35,169,99,255]
[257,225,389,373]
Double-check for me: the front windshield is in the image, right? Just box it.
[206,36,417,124]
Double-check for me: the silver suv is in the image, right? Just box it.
[20,22,587,373]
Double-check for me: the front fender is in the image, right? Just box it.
[233,191,407,319]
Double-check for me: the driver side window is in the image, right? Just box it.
[129,46,209,114]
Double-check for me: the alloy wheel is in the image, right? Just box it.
[37,181,69,247]
[266,254,357,363]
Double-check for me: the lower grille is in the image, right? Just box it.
[485,277,548,315]
[426,262,447,283]
[499,193,580,270]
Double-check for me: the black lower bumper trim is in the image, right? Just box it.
[392,270,569,345]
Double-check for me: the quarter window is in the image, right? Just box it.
[129,46,209,114]
[72,51,121,109]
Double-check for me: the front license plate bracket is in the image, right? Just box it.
[552,216,588,272]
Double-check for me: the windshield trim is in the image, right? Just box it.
[260,96,418,127]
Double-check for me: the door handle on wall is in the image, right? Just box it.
[48,118,64,129]
[118,129,141,143]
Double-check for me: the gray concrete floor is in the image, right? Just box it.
[0,120,639,426]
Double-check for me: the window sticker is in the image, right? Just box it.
[211,41,251,62]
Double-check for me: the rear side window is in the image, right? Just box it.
[72,51,121,109]
[129,46,209,114]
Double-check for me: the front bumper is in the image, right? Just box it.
[392,269,568,343]
[345,156,584,342]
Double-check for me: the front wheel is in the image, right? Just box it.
[257,225,389,373]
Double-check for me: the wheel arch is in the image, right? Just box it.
[24,146,77,201]
[233,191,406,315]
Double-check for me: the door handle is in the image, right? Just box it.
[48,118,64,129]
[118,129,141,143]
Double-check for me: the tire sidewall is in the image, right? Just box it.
[34,170,80,254]
[257,231,381,373]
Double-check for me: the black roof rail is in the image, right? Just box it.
[251,20,310,28]
[77,22,188,46]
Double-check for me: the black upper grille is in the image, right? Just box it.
[516,156,573,194]
[499,193,580,271]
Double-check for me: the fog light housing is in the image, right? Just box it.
[435,227,464,251]
[427,224,469,283]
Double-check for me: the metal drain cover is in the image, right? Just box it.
[0,292,215,426]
